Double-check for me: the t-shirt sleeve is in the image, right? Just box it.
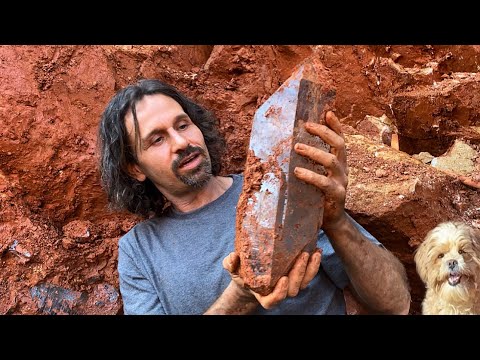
[316,213,382,290]
[118,235,166,315]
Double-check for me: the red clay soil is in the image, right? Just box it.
[1,45,479,314]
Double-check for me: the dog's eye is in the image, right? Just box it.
[459,250,465,254]
[438,253,444,258]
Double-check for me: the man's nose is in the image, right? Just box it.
[170,130,188,152]
[448,259,458,271]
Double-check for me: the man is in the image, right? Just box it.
[98,79,410,315]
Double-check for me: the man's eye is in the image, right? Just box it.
[178,124,189,130]
[153,137,164,144]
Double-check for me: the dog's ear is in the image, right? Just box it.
[469,227,480,244]
[469,227,480,262]
[414,237,431,285]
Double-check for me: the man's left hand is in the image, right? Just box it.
[293,110,349,231]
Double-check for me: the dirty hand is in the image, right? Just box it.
[294,110,349,231]
[223,249,322,310]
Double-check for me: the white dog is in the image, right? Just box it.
[414,221,480,315]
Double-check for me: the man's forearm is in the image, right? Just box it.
[324,215,411,314]
[204,281,259,315]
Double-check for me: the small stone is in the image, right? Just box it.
[61,237,76,250]
[413,151,434,164]
[375,169,388,178]
[62,220,94,242]
[30,283,86,315]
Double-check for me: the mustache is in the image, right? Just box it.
[171,145,205,172]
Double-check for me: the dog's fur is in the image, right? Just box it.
[414,221,480,315]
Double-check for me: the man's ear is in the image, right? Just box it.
[127,162,147,182]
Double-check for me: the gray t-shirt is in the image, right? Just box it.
[118,174,380,315]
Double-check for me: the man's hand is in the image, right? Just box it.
[223,249,322,310]
[293,110,349,231]
[293,111,411,314]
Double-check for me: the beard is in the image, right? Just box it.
[172,145,213,188]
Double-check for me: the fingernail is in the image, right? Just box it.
[303,253,309,261]
[294,167,302,175]
[296,143,305,151]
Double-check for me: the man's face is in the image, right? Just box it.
[125,94,212,195]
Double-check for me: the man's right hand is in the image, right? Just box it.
[223,249,322,310]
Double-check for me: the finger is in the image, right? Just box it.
[294,167,332,191]
[294,143,343,178]
[325,111,343,138]
[287,252,309,297]
[254,276,289,310]
[307,111,347,165]
[304,122,348,172]
[304,122,344,150]
[326,111,348,171]
[294,167,347,200]
[300,249,322,290]
[222,252,240,274]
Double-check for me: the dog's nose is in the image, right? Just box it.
[448,259,458,270]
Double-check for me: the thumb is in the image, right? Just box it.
[222,252,240,274]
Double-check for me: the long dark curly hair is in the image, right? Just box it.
[97,79,226,217]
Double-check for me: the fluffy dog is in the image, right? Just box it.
[414,221,480,314]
